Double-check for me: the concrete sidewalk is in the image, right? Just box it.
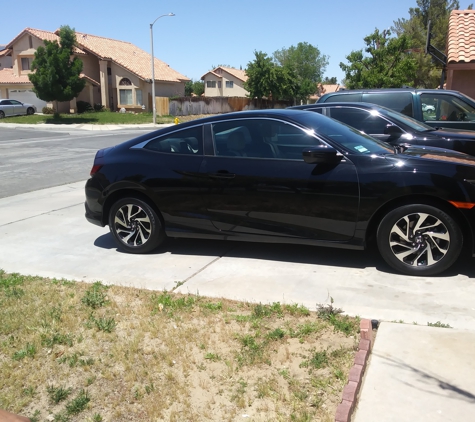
[354,322,475,421]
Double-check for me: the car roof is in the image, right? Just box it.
[290,102,394,113]
[319,88,465,99]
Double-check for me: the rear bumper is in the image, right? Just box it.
[85,201,105,227]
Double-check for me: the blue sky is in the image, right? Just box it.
[2,0,473,83]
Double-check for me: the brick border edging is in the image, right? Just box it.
[335,319,373,422]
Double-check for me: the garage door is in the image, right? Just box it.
[8,89,47,111]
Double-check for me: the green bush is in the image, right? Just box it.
[93,103,105,112]
[42,107,55,114]
[77,101,93,113]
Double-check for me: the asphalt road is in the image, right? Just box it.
[0,126,153,198]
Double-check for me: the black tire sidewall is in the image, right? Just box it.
[109,197,164,254]
[377,204,463,276]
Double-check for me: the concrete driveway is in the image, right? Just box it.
[1,180,475,330]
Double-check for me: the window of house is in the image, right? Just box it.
[218,81,222,88]
[119,78,132,86]
[119,89,133,105]
[21,58,31,70]
[29,36,33,48]
[226,81,234,88]
[136,90,143,106]
[207,81,216,88]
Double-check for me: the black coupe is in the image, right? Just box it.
[85,109,475,276]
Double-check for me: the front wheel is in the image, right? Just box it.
[26,107,35,115]
[377,204,463,276]
[109,197,166,254]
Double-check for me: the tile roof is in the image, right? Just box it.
[202,66,248,82]
[0,68,30,84]
[447,10,475,63]
[73,31,189,83]
[0,48,11,57]
[5,28,189,83]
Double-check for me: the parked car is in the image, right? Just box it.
[289,102,475,156]
[0,99,36,118]
[85,109,475,276]
[316,88,475,131]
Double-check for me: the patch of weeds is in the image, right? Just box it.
[202,301,223,311]
[5,287,25,298]
[290,410,313,421]
[53,411,70,422]
[334,368,345,380]
[58,352,94,368]
[51,278,76,287]
[267,327,286,340]
[278,368,290,380]
[22,386,37,397]
[81,282,109,309]
[145,383,155,394]
[236,334,267,366]
[65,389,90,415]
[41,332,74,348]
[151,291,197,315]
[204,352,220,361]
[253,302,281,319]
[86,376,96,386]
[428,321,452,328]
[93,316,116,333]
[12,342,36,360]
[29,410,41,422]
[47,385,73,404]
[289,321,323,339]
[92,414,103,422]
[230,378,248,407]
[300,350,329,370]
[0,272,25,289]
[316,297,343,319]
[283,303,310,316]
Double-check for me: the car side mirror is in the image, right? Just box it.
[302,146,342,164]
[384,125,403,138]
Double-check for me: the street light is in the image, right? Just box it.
[150,12,175,125]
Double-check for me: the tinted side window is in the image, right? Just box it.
[363,93,413,117]
[420,93,475,122]
[144,126,203,155]
[212,119,321,160]
[329,108,389,134]
[324,93,361,103]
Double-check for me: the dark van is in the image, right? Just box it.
[316,88,475,131]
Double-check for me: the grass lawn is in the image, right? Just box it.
[0,111,183,125]
[0,270,360,422]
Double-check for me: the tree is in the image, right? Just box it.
[322,76,338,84]
[340,29,417,89]
[29,25,86,104]
[244,51,276,102]
[185,80,193,96]
[273,42,328,102]
[392,0,472,87]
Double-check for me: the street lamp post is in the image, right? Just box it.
[150,13,175,125]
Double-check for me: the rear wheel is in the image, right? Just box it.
[109,197,165,253]
[27,107,35,115]
[377,204,462,276]
[0,111,4,119]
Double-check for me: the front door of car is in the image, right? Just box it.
[1,100,14,116]
[420,93,475,130]
[200,118,360,241]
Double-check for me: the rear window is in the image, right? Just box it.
[362,93,413,117]
[324,93,361,103]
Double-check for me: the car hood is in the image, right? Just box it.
[387,145,475,165]
[427,127,475,140]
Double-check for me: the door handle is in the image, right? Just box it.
[208,172,236,179]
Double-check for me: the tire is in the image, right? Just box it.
[377,204,463,276]
[27,107,35,115]
[0,111,4,119]
[109,197,166,254]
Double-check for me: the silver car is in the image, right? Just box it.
[0,99,37,118]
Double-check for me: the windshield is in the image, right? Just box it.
[294,112,394,155]
[384,108,434,131]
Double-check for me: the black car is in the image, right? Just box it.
[85,109,475,276]
[290,102,475,156]
[316,88,475,131]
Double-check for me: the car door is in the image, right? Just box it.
[420,93,475,130]
[326,107,395,142]
[199,117,360,242]
[0,100,14,116]
[10,100,27,115]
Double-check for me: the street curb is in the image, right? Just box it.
[335,319,374,422]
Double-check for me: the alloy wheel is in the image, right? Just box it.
[113,203,152,247]
[388,212,450,267]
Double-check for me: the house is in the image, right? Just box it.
[0,28,189,113]
[446,9,475,99]
[308,83,344,103]
[201,66,248,97]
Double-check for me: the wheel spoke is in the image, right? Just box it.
[114,202,153,248]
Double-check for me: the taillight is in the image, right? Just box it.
[90,165,102,176]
